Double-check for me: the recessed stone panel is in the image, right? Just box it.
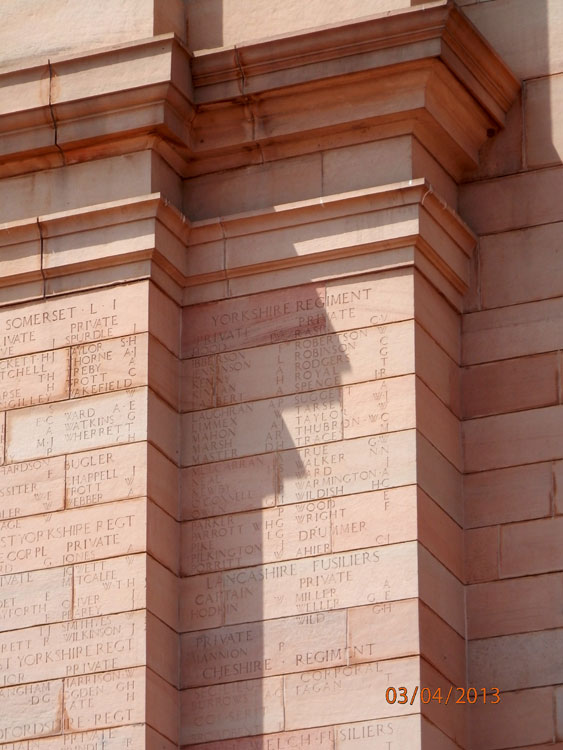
[6,388,148,462]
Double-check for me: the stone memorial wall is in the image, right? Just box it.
[1,1,560,749]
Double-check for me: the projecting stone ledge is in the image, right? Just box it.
[0,0,518,185]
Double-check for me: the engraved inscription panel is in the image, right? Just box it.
[0,283,148,359]
[73,555,145,619]
[182,355,215,412]
[0,498,145,575]
[214,321,414,406]
[284,657,420,729]
[0,679,63,743]
[6,388,147,461]
[181,610,347,687]
[66,443,146,508]
[7,723,148,749]
[183,388,343,466]
[182,272,413,357]
[178,270,422,747]
[70,334,148,398]
[342,376,415,439]
[280,431,416,504]
[64,667,145,732]
[182,486,416,575]
[181,675,284,745]
[182,454,277,520]
[0,349,70,410]
[181,542,418,631]
[0,567,72,631]
[0,611,145,686]
[185,715,419,750]
[0,456,65,520]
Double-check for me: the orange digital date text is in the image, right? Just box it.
[385,686,501,705]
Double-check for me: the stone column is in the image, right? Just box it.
[177,6,519,748]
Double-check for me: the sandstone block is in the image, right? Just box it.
[73,554,146,619]
[0,497,145,575]
[65,442,147,509]
[6,388,148,462]
[182,453,277,520]
[501,516,563,577]
[465,526,498,584]
[480,222,563,308]
[214,321,414,406]
[464,406,563,472]
[181,542,418,631]
[470,629,563,692]
[0,610,145,686]
[0,282,148,358]
[181,676,284,745]
[70,334,148,398]
[464,462,552,528]
[463,296,563,365]
[462,353,559,418]
[181,609,346,688]
[0,455,65,519]
[182,273,413,358]
[469,687,555,750]
[468,573,563,639]
[280,431,417,506]
[0,679,62,743]
[0,566,71,631]
[347,599,419,664]
[63,667,145,733]
[0,348,70,410]
[284,657,420,730]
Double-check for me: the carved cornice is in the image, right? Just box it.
[0,1,518,182]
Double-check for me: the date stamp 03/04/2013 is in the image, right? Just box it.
[385,687,501,705]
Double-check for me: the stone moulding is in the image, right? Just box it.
[0,0,518,181]
[0,0,518,310]
[0,179,474,309]
[191,0,516,122]
[184,179,475,309]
